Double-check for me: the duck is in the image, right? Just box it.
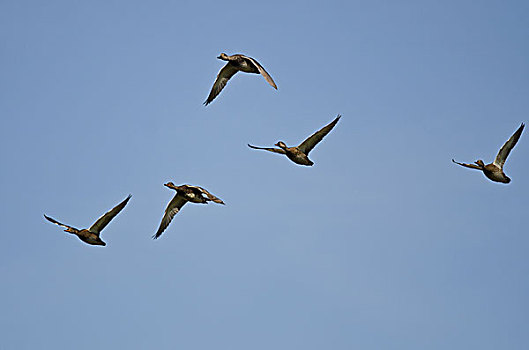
[204,53,277,106]
[452,123,524,183]
[154,183,225,239]
[248,115,341,166]
[43,195,131,246]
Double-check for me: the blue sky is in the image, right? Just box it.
[1,0,528,349]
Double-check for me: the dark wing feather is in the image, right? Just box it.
[192,186,225,204]
[153,195,187,239]
[247,144,286,154]
[241,55,277,89]
[452,159,482,170]
[88,195,131,234]
[494,123,524,168]
[204,63,238,105]
[298,115,341,155]
[43,214,78,232]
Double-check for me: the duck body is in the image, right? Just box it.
[282,145,314,166]
[76,229,107,246]
[482,164,510,183]
[226,55,260,74]
[174,184,211,204]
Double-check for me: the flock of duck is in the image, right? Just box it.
[44,53,525,246]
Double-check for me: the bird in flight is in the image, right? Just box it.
[204,53,277,106]
[154,183,225,239]
[248,115,341,166]
[452,123,524,183]
[44,195,131,246]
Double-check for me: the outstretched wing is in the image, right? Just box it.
[184,185,225,204]
[452,159,482,170]
[494,123,524,169]
[298,115,341,155]
[247,144,286,155]
[194,186,225,204]
[153,195,187,239]
[241,55,277,89]
[43,214,78,232]
[204,63,238,106]
[89,195,131,234]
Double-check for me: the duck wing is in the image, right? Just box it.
[297,115,341,155]
[493,123,524,169]
[240,55,277,89]
[43,214,79,232]
[88,195,131,234]
[452,159,482,170]
[247,144,286,154]
[204,63,239,105]
[187,185,225,204]
[153,195,187,239]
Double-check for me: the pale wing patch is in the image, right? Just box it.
[43,214,78,232]
[451,159,482,170]
[186,185,224,204]
[196,187,225,204]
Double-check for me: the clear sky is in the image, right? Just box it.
[1,0,528,349]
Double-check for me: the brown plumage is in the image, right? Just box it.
[154,183,225,239]
[43,195,131,246]
[204,53,277,106]
[452,123,524,183]
[248,115,341,166]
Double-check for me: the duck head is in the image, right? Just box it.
[217,53,229,60]
[474,160,485,168]
[275,141,287,149]
[164,182,178,190]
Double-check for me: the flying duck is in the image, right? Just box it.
[154,183,225,239]
[248,115,341,166]
[452,123,524,183]
[204,53,277,106]
[43,195,131,246]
